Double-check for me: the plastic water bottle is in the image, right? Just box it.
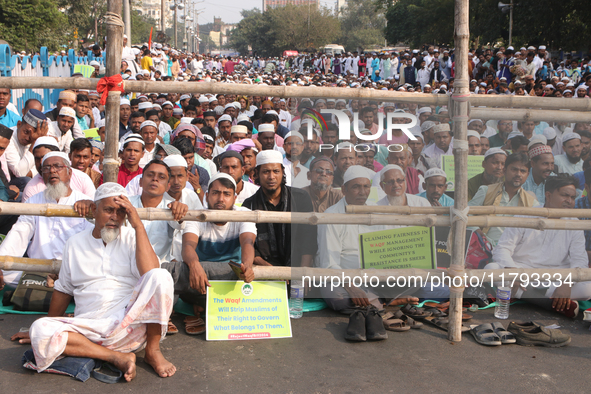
[289,280,304,319]
[494,287,511,319]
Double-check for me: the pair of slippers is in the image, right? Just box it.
[470,322,516,346]
[382,309,424,331]
[167,316,206,335]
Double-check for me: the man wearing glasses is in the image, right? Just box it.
[377,164,431,210]
[302,156,343,213]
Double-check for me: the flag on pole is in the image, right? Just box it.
[148,27,153,49]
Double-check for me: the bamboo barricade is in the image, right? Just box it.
[470,107,591,123]
[346,205,591,218]
[4,202,591,230]
[3,255,591,283]
[0,76,590,112]
[447,0,471,341]
[102,1,124,183]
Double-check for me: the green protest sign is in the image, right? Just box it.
[359,226,436,270]
[442,155,484,191]
[206,281,292,341]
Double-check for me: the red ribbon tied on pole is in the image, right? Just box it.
[96,74,125,105]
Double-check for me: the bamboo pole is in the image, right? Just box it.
[0,76,589,112]
[470,107,591,123]
[3,202,591,230]
[346,204,591,218]
[103,0,124,182]
[448,0,470,342]
[3,255,591,283]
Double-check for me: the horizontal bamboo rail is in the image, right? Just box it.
[2,255,591,282]
[470,107,591,123]
[346,205,591,218]
[1,77,590,112]
[2,202,591,230]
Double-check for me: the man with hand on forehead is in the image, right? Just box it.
[14,183,176,380]
[5,108,49,180]
[1,151,93,290]
[418,168,455,207]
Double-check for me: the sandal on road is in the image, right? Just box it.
[393,310,423,329]
[401,304,432,319]
[423,307,447,318]
[167,319,179,335]
[423,316,470,332]
[382,312,411,332]
[470,323,502,346]
[184,316,206,335]
[491,322,516,344]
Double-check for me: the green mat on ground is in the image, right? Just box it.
[0,289,75,315]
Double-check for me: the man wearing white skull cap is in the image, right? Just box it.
[0,152,94,288]
[20,182,177,380]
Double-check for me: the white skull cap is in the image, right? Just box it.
[424,168,447,180]
[379,164,404,182]
[94,182,128,202]
[344,165,373,184]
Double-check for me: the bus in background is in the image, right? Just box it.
[319,44,345,55]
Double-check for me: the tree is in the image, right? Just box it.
[383,0,591,50]
[0,0,67,52]
[339,0,386,52]
[228,5,341,57]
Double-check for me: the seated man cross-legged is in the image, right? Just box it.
[12,183,176,380]
[162,173,256,334]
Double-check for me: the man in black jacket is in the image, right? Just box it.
[242,150,317,269]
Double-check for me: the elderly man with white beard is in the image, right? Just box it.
[377,164,431,209]
[0,152,93,290]
[12,183,176,381]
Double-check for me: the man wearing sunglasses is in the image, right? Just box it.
[302,156,343,213]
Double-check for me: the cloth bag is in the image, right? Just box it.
[10,273,53,312]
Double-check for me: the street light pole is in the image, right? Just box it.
[508,0,513,47]
[174,5,177,48]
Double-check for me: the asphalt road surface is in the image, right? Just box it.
[1,304,589,393]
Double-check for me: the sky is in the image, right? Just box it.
[194,0,336,25]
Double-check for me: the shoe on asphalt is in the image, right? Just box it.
[507,321,571,347]
[345,309,367,342]
[365,307,388,341]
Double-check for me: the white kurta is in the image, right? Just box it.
[317,198,386,270]
[48,121,73,153]
[492,214,587,270]
[128,194,182,264]
[169,188,203,262]
[30,226,173,372]
[236,180,259,205]
[5,128,36,177]
[0,190,94,286]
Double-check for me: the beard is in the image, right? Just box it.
[43,181,69,202]
[100,227,120,244]
[311,182,329,192]
[387,194,406,206]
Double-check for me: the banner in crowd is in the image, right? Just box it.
[206,281,292,341]
[359,226,436,270]
[434,227,475,269]
[442,155,484,191]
